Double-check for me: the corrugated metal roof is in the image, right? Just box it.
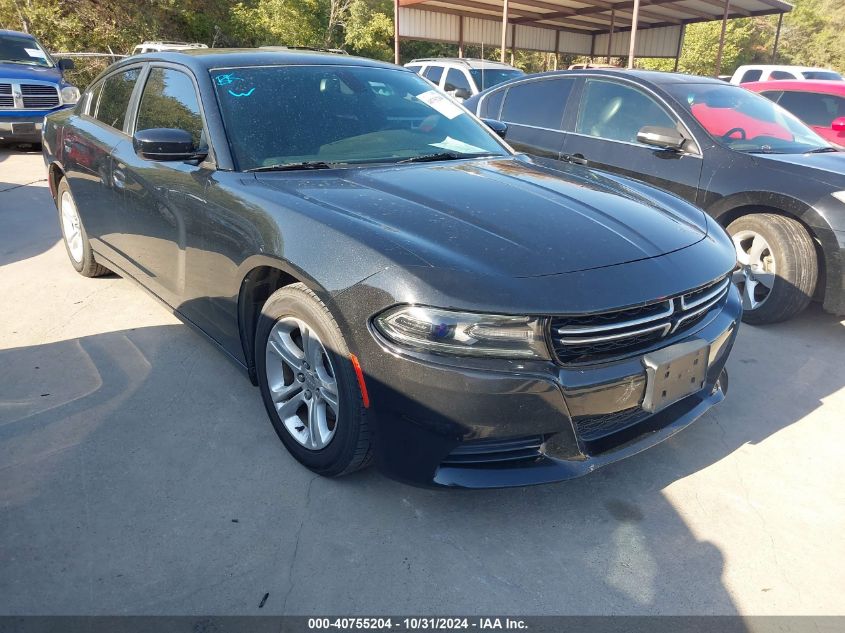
[398,0,791,36]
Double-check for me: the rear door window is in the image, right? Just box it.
[770,70,798,80]
[95,67,141,131]
[500,78,573,129]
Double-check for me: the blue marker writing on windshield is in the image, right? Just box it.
[228,88,255,97]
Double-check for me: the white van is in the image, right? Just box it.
[730,64,842,84]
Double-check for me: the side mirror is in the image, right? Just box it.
[133,128,203,161]
[57,58,75,72]
[453,88,471,101]
[637,125,686,151]
[482,118,508,139]
[831,117,845,132]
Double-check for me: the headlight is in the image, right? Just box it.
[61,86,80,105]
[374,305,549,359]
[832,191,845,205]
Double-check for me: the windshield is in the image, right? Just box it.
[469,68,524,91]
[802,71,842,81]
[211,65,509,171]
[667,83,829,154]
[0,34,53,67]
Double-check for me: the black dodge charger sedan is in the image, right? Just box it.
[466,69,845,324]
[43,50,740,488]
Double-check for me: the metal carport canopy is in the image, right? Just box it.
[393,0,792,70]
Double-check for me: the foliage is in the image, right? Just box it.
[344,0,393,60]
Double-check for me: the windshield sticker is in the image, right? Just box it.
[430,137,485,154]
[415,90,463,120]
[24,48,47,59]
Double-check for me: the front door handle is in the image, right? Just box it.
[562,153,588,166]
[112,166,126,190]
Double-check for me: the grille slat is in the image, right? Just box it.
[442,436,544,466]
[0,83,12,95]
[550,276,730,365]
[574,407,648,442]
[0,96,13,108]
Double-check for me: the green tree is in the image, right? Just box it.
[344,0,393,61]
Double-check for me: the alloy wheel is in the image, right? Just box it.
[264,317,340,450]
[731,229,776,311]
[61,191,84,263]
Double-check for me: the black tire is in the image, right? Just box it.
[727,213,817,325]
[56,178,111,277]
[255,283,372,476]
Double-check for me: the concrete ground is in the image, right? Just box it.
[1,148,843,616]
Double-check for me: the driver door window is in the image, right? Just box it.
[135,67,205,147]
[563,78,702,203]
[575,79,676,144]
[444,69,471,98]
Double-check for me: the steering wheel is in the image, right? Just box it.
[722,127,747,140]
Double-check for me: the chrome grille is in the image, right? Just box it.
[0,83,11,108]
[0,81,60,109]
[550,276,731,364]
[21,83,59,108]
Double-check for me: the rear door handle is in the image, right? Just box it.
[562,153,588,166]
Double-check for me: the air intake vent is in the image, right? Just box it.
[442,435,544,466]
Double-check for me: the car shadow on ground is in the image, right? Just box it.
[1,300,842,615]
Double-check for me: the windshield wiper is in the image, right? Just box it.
[805,146,838,154]
[0,59,39,65]
[397,152,496,164]
[247,161,339,172]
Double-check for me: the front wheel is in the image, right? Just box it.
[727,213,817,325]
[255,283,372,476]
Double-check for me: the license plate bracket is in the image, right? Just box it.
[11,122,36,135]
[642,339,710,413]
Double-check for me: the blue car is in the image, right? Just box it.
[0,29,79,145]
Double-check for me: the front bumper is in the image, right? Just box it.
[0,107,68,143]
[352,285,741,489]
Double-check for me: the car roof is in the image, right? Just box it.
[0,29,35,38]
[407,58,518,70]
[488,68,725,86]
[743,80,845,94]
[735,64,838,73]
[116,48,400,72]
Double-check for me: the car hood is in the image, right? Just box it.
[756,151,845,188]
[252,156,708,277]
[0,62,61,82]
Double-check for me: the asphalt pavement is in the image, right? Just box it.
[1,148,843,615]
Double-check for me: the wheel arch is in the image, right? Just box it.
[47,161,66,201]
[708,196,833,305]
[237,256,340,386]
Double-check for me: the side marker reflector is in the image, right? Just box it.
[349,353,370,408]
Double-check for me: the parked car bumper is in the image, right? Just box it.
[351,283,741,489]
[0,107,69,143]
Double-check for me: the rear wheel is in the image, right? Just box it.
[56,179,110,277]
[255,283,372,476]
[727,213,817,324]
